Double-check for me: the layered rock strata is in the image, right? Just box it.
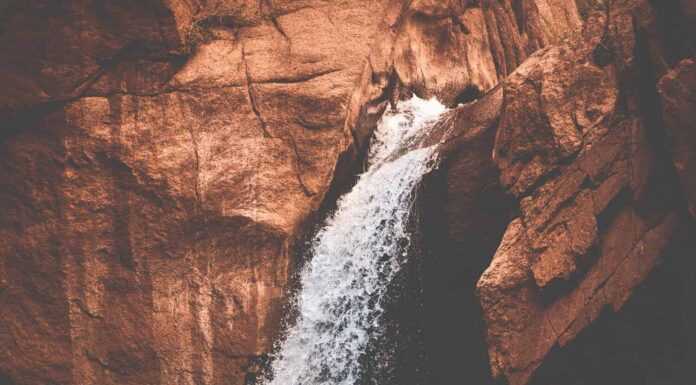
[5,0,694,385]
[473,1,695,384]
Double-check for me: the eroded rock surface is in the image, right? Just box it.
[1,1,393,384]
[1,1,588,383]
[475,1,695,384]
[346,0,583,150]
[2,0,693,384]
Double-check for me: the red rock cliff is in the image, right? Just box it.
[1,0,693,385]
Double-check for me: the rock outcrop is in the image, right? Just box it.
[345,0,583,150]
[0,1,587,384]
[470,1,695,384]
[1,1,394,384]
[1,0,693,384]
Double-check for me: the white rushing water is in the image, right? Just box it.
[261,96,448,385]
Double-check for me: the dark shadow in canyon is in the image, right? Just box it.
[451,85,482,107]
[371,104,514,385]
[0,372,14,385]
[529,219,696,385]
[411,168,512,385]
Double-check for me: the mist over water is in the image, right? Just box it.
[260,96,448,385]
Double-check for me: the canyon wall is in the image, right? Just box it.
[1,0,693,385]
[0,1,582,384]
[433,1,694,384]
[1,1,394,384]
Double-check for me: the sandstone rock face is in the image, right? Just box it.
[474,1,694,384]
[0,1,185,118]
[346,0,583,150]
[1,1,587,384]
[1,1,393,384]
[3,0,692,385]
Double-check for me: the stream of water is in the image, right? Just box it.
[261,96,448,385]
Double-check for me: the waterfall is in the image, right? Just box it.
[261,96,448,385]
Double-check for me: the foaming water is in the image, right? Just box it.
[261,96,448,385]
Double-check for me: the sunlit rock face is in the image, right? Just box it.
[0,1,584,384]
[1,0,694,385]
[474,1,696,384]
[346,0,583,151]
[1,1,393,384]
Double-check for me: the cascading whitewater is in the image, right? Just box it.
[261,96,448,385]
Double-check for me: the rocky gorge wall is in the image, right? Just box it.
[0,1,693,385]
[1,1,395,384]
[426,0,695,384]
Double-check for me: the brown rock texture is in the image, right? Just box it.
[2,0,693,384]
[472,0,696,384]
[345,0,583,150]
[658,58,696,217]
[1,1,393,384]
[1,1,587,383]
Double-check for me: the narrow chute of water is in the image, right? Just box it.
[260,96,448,385]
